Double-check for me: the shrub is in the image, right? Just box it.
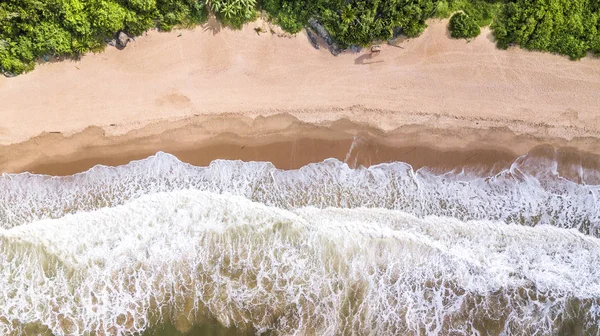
[206,0,257,29]
[491,0,600,59]
[449,12,481,39]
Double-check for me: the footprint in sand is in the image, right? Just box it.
[155,91,192,109]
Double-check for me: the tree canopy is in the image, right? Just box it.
[449,11,480,38]
[492,0,600,59]
[262,0,437,48]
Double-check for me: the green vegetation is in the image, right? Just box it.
[449,11,480,38]
[263,0,437,48]
[262,0,501,47]
[1,0,599,75]
[492,0,600,59]
[207,0,257,29]
[434,0,504,27]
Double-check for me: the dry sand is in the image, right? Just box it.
[1,18,600,175]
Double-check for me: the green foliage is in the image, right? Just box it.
[262,0,436,48]
[449,11,480,38]
[93,1,128,34]
[206,0,257,29]
[1,0,599,75]
[435,0,505,27]
[492,0,600,59]
[261,0,312,33]
[155,0,208,31]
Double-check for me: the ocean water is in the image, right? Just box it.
[1,152,599,335]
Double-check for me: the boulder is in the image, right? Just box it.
[307,19,340,56]
[348,45,362,53]
[306,29,319,50]
[116,32,130,49]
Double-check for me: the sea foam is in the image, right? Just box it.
[0,152,598,235]
[1,190,599,335]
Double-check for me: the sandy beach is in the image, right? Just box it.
[1,18,600,175]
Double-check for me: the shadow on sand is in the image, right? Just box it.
[201,16,223,35]
[354,53,384,65]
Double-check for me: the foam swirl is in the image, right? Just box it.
[1,152,598,235]
[1,190,599,335]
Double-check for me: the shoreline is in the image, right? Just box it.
[2,113,600,183]
[3,13,600,336]
[1,19,600,176]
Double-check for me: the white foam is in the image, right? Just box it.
[1,152,599,236]
[1,190,599,335]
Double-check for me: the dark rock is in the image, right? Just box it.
[306,29,319,50]
[307,19,341,56]
[308,19,330,42]
[116,31,130,49]
[348,45,362,53]
[107,39,117,47]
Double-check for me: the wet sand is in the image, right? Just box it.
[1,113,599,185]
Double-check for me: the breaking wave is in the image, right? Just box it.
[0,151,598,235]
[1,149,600,335]
[1,190,599,335]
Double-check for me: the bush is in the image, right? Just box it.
[262,0,436,48]
[491,0,600,59]
[261,0,312,34]
[209,0,258,29]
[449,12,481,39]
[435,0,505,27]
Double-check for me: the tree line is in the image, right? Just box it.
[1,0,599,75]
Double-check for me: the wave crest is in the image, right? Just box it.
[1,152,599,235]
